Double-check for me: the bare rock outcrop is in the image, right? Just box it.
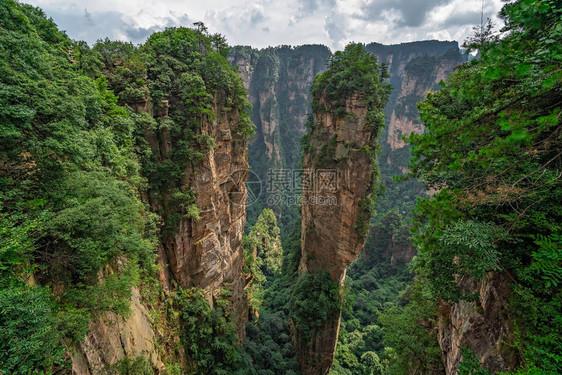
[385,53,463,151]
[437,272,519,374]
[71,287,166,374]
[300,93,378,281]
[155,98,250,338]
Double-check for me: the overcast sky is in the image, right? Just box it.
[24,0,504,50]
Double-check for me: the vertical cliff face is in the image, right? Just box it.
[229,41,469,374]
[229,46,331,226]
[384,51,464,152]
[365,42,466,168]
[230,45,330,169]
[299,92,378,281]
[294,45,389,375]
[230,42,465,232]
[72,100,251,368]
[68,38,465,374]
[361,42,466,268]
[153,98,250,338]
[295,95,376,375]
[232,41,464,171]
[140,30,252,342]
[231,49,282,165]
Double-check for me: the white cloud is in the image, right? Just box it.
[23,0,505,50]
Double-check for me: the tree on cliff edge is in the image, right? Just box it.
[405,0,561,373]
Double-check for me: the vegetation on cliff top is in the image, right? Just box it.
[311,43,390,122]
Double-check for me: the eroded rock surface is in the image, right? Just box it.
[438,272,519,374]
[385,53,462,151]
[153,100,250,338]
[71,287,165,374]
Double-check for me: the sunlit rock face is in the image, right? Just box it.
[148,95,251,340]
[365,41,465,164]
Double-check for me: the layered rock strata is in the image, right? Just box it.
[151,97,250,338]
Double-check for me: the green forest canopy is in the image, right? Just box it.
[405,0,561,373]
[0,0,560,374]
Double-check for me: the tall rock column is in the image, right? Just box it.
[292,44,390,375]
[69,27,254,372]
[138,28,254,341]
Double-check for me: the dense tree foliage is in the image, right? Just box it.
[403,0,561,373]
[330,215,415,375]
[311,43,390,122]
[244,208,283,278]
[0,285,65,372]
[377,285,443,375]
[176,288,242,375]
[0,1,157,371]
[241,215,302,374]
[243,208,284,313]
[0,1,254,373]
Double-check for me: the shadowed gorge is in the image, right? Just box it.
[1,1,560,374]
[228,44,332,231]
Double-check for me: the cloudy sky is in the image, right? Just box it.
[24,0,504,50]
